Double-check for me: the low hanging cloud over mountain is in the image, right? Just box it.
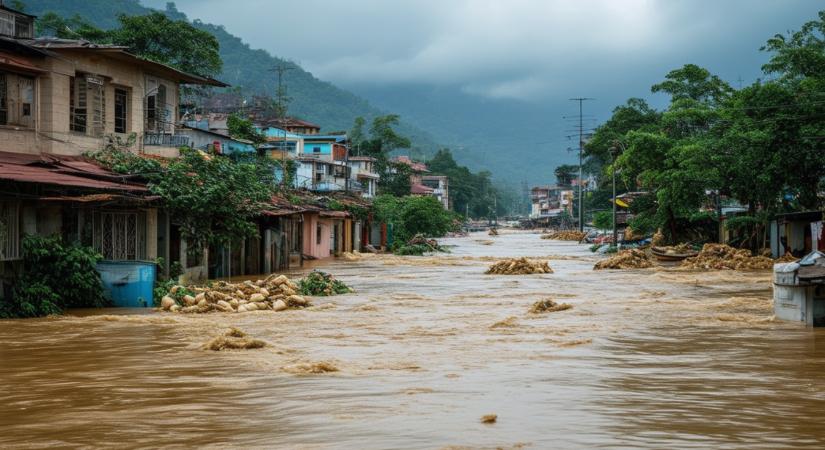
[147,0,820,102]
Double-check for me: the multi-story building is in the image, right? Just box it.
[0,5,223,284]
[421,175,450,209]
[530,185,566,218]
[347,156,379,198]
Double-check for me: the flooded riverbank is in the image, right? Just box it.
[2,232,824,449]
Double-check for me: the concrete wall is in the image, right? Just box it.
[302,213,332,259]
[1,48,180,157]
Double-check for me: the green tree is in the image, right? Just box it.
[227,113,266,146]
[37,11,221,78]
[149,149,274,249]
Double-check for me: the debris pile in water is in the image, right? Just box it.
[488,228,499,236]
[481,414,498,424]
[204,328,266,351]
[775,253,799,263]
[658,243,695,255]
[541,230,587,241]
[282,361,340,374]
[485,258,553,275]
[160,273,309,313]
[298,271,353,296]
[528,298,572,314]
[594,249,653,270]
[394,234,445,255]
[681,244,774,270]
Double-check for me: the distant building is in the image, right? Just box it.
[530,185,565,218]
[421,175,450,209]
[261,117,321,135]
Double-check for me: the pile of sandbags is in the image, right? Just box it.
[681,244,774,270]
[594,249,654,270]
[160,273,310,313]
[486,257,553,275]
[541,231,587,241]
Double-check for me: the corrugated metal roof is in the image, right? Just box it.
[0,151,148,192]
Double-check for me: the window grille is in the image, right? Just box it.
[0,202,20,261]
[94,211,145,260]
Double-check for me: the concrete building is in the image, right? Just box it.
[0,5,224,285]
[421,175,450,209]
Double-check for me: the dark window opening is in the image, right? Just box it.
[313,146,321,153]
[114,88,128,133]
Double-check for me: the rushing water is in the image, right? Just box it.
[2,232,824,449]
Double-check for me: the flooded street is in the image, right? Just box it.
[2,232,824,449]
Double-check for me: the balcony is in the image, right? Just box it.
[144,132,190,147]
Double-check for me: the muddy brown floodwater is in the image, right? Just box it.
[2,232,825,449]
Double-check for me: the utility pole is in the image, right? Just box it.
[270,63,294,186]
[570,97,593,232]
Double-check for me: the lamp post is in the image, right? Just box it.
[610,140,626,248]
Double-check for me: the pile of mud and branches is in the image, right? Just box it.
[394,234,446,256]
[528,298,572,314]
[160,274,310,313]
[541,230,587,241]
[594,249,654,270]
[681,244,775,270]
[204,328,266,351]
[486,257,553,275]
[657,243,696,255]
[298,271,353,296]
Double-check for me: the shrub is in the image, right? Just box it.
[0,235,107,318]
[298,271,353,296]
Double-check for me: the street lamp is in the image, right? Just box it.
[609,140,627,248]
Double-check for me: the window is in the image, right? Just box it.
[95,211,145,260]
[114,88,128,133]
[313,146,321,153]
[70,74,106,136]
[0,73,6,125]
[316,224,322,245]
[0,72,34,127]
[0,202,20,261]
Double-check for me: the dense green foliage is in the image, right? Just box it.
[37,10,221,78]
[298,271,353,296]
[583,10,825,245]
[1,236,107,318]
[150,149,275,249]
[226,113,266,145]
[91,148,275,250]
[426,149,504,218]
[373,194,456,248]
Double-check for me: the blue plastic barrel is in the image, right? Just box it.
[96,261,157,308]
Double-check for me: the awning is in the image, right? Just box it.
[0,151,148,192]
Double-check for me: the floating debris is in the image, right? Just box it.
[481,414,498,424]
[159,273,310,313]
[486,258,553,275]
[298,271,353,296]
[541,230,586,241]
[282,361,340,374]
[490,316,519,329]
[528,298,572,314]
[775,253,799,263]
[488,228,499,236]
[681,244,775,270]
[204,328,266,351]
[594,249,654,270]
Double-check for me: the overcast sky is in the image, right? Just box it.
[144,0,822,104]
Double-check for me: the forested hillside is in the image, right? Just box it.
[19,0,440,151]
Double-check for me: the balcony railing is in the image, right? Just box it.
[144,132,190,147]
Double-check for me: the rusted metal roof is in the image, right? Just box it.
[320,210,350,218]
[411,183,434,195]
[0,151,148,192]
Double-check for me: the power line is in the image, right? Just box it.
[570,97,594,232]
